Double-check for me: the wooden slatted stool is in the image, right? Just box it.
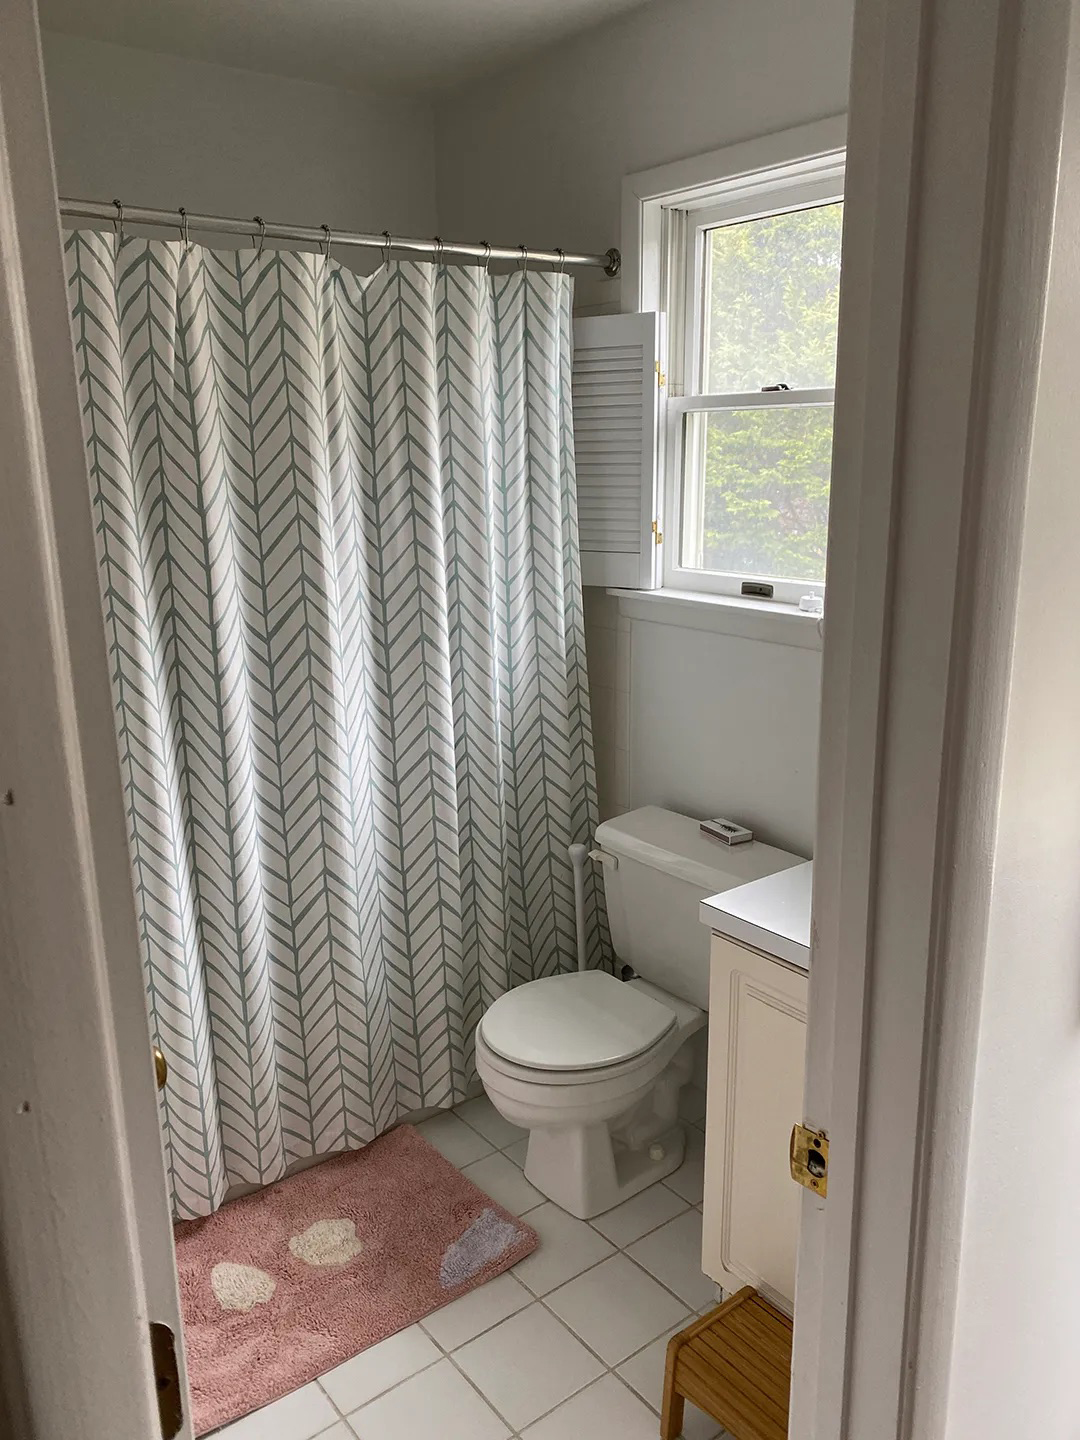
[661,1286,793,1440]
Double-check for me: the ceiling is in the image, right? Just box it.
[38,0,656,96]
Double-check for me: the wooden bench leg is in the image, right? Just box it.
[661,1335,685,1439]
[660,1389,685,1440]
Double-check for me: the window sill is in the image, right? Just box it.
[606,586,824,650]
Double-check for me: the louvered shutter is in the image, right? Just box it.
[572,312,662,589]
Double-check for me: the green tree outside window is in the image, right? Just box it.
[688,202,842,584]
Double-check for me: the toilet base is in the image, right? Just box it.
[523,1120,687,1219]
[475,978,706,1221]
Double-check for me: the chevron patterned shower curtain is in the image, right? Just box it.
[65,230,604,1218]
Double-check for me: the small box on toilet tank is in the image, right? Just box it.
[700,817,754,846]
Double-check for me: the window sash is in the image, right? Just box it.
[681,179,843,400]
[640,141,845,601]
[664,390,833,604]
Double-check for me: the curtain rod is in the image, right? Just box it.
[58,198,622,276]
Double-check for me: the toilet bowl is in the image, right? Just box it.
[475,806,808,1220]
[475,970,705,1218]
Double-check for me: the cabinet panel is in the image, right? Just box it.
[702,933,808,1313]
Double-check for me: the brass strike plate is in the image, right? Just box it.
[790,1123,829,1197]
[149,1321,183,1439]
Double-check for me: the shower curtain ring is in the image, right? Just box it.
[382,230,393,267]
[322,224,333,264]
[554,247,566,275]
[481,241,492,274]
[518,244,529,273]
[112,198,125,245]
[253,216,266,258]
[433,235,445,267]
[178,206,191,251]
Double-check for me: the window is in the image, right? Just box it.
[658,151,844,604]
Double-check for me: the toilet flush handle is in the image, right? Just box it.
[588,848,618,869]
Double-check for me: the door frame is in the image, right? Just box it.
[793,0,1071,1435]
[0,4,190,1437]
[0,0,1075,1435]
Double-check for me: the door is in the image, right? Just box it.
[791,0,1071,1435]
[0,4,191,1436]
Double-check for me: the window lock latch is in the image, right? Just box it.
[761,382,791,391]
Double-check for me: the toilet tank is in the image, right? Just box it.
[595,806,806,1011]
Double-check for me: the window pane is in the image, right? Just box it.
[681,406,832,583]
[704,202,843,393]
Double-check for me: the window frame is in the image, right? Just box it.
[622,121,846,604]
[670,179,843,601]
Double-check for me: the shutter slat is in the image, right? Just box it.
[572,311,661,590]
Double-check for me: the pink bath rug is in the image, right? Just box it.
[174,1124,539,1434]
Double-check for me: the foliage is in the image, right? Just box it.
[690,202,842,584]
[695,407,832,581]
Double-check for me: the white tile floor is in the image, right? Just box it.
[214,1091,727,1440]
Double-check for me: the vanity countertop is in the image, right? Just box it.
[699,860,813,970]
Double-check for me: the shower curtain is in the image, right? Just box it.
[65,229,605,1218]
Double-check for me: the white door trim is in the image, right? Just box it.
[793,0,1071,1435]
[0,4,189,1436]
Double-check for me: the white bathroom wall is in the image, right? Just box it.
[435,0,851,856]
[434,0,854,313]
[40,33,437,237]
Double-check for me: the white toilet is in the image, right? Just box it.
[475,806,805,1219]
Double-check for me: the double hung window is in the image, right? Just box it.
[664,170,843,603]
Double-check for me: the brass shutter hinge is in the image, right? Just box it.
[651,519,663,546]
[655,361,666,388]
[790,1123,829,1196]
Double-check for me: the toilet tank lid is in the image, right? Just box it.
[595,806,806,894]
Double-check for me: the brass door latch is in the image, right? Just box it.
[790,1123,828,1196]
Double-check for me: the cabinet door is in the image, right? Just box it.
[702,934,808,1312]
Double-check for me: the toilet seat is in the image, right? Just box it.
[479,970,676,1074]
[476,1019,678,1095]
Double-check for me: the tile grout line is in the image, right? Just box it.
[411,1251,630,1436]
[415,1297,530,1438]
[410,1222,699,1432]
[419,1275,700,1434]
[536,1283,684,1385]
[514,1220,709,1319]
[316,1350,445,1429]
[419,1234,702,1430]
[305,1102,713,1440]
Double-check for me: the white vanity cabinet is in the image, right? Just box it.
[699,862,812,1315]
